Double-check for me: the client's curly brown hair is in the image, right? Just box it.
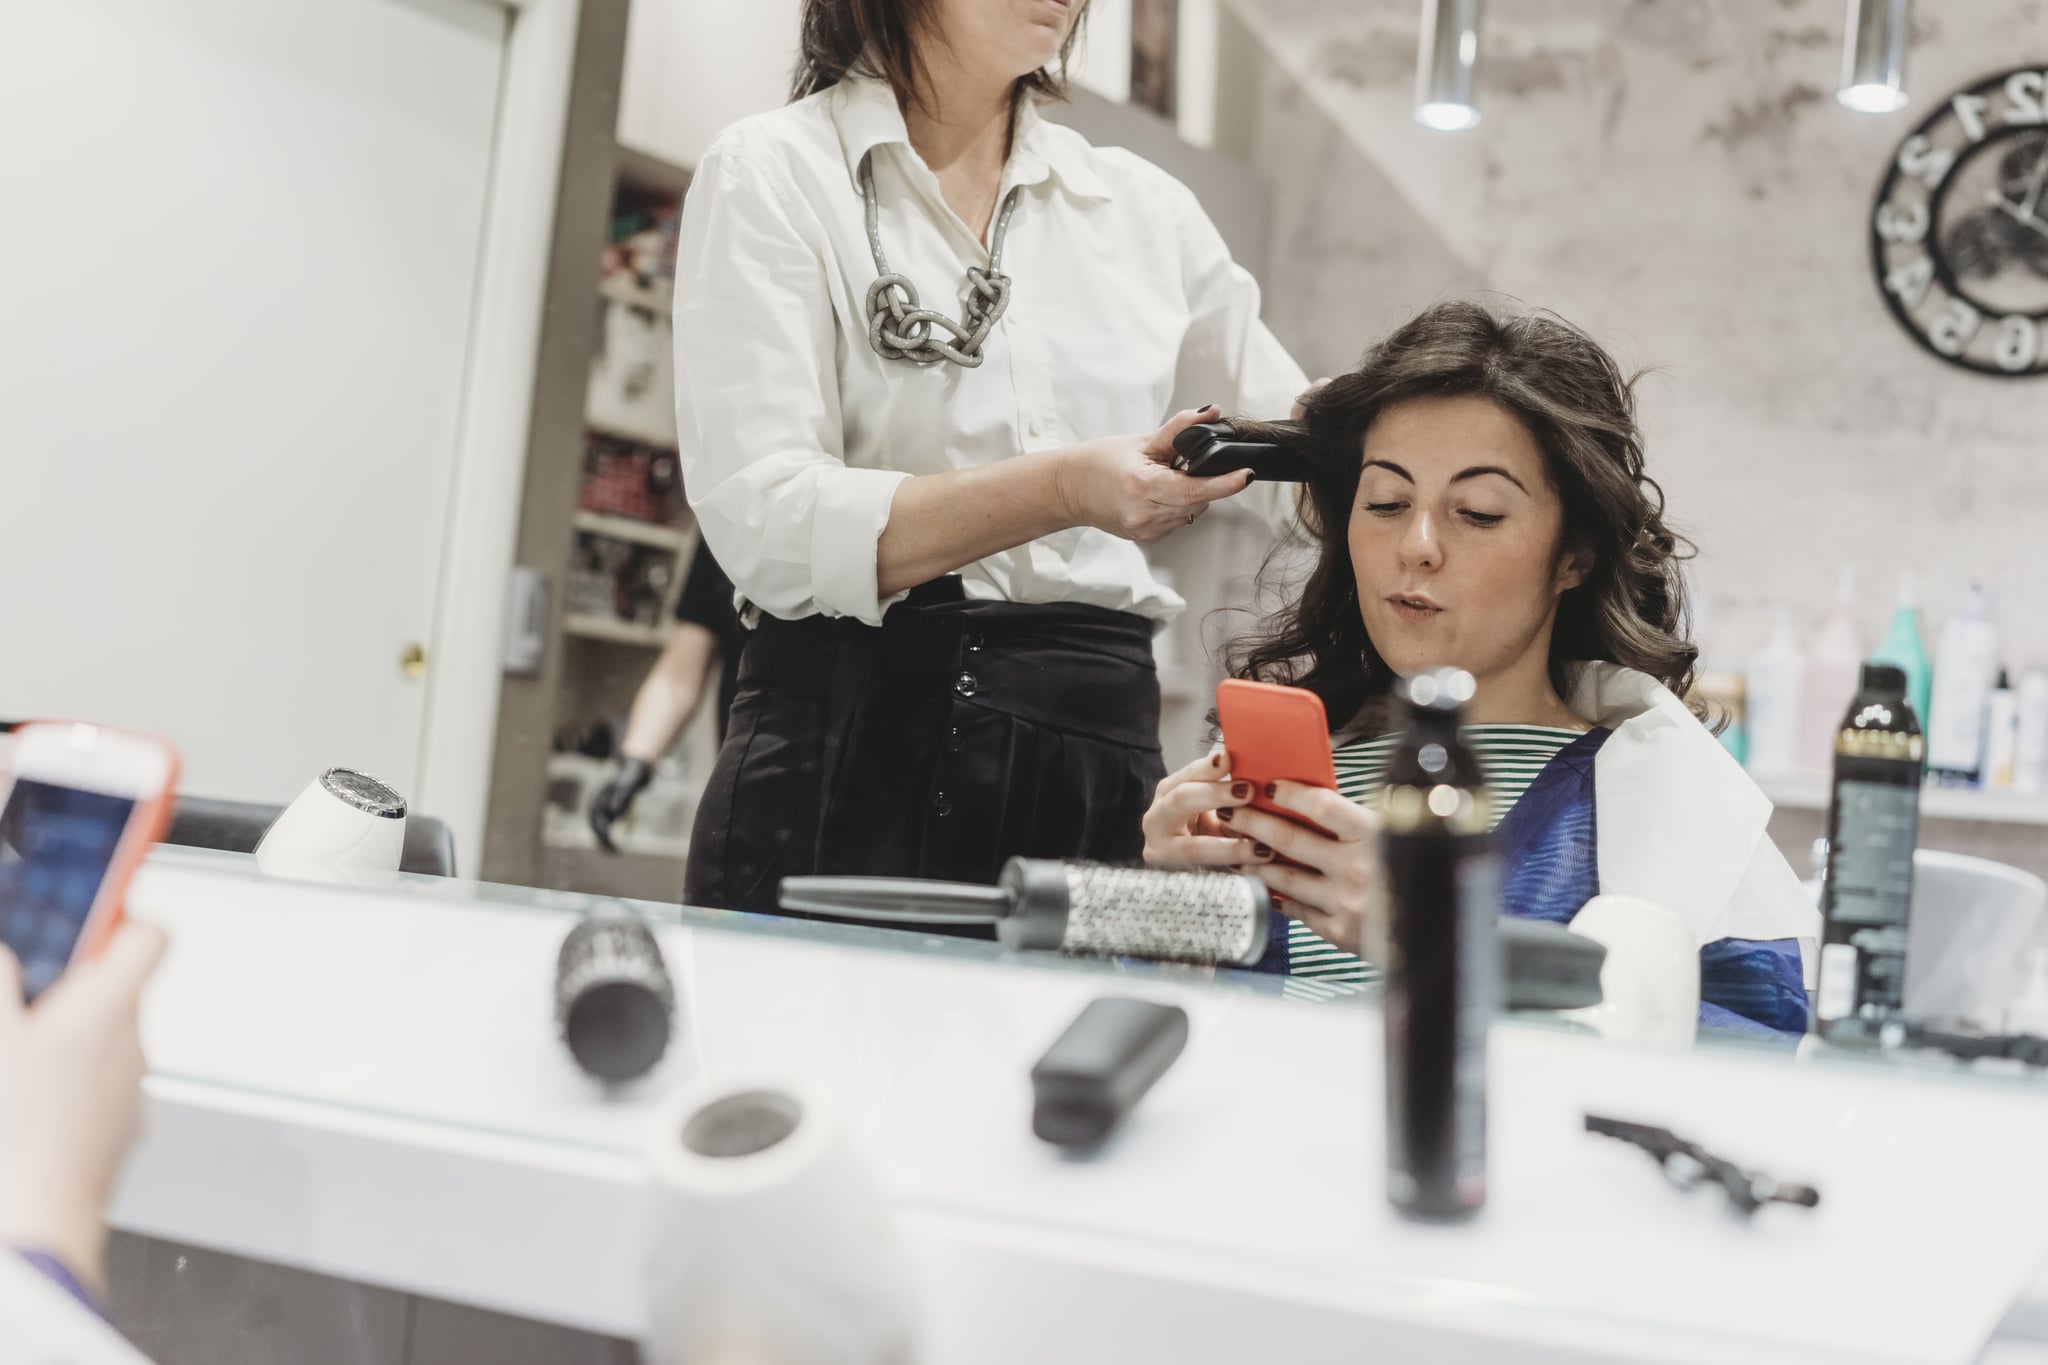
[1228,300,1698,733]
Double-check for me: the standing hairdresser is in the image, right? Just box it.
[676,0,1308,911]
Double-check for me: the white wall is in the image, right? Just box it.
[614,0,1219,164]
[1072,0,1134,104]
[616,0,801,166]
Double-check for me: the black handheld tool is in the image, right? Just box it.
[1031,997,1189,1147]
[1585,1114,1821,1216]
[780,859,1272,967]
[779,861,1608,1008]
[1170,421,1315,481]
[555,904,676,1082]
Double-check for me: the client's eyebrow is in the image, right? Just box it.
[1363,458,1530,494]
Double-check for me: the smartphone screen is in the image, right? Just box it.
[0,777,137,1000]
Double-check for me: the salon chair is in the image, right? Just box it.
[166,795,458,879]
[1805,848,2048,1030]
[1901,850,2048,1030]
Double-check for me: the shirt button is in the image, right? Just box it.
[931,792,953,818]
[944,726,963,752]
[963,630,984,653]
[954,671,980,698]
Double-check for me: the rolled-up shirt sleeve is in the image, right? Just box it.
[674,135,911,625]
[1164,178,1311,541]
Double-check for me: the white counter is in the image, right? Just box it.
[109,851,2048,1364]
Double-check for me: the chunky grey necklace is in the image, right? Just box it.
[860,150,1023,369]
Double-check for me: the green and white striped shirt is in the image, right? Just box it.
[1286,725,1587,985]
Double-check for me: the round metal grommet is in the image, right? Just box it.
[954,672,980,698]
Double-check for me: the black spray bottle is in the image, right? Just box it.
[1380,668,1498,1222]
[1815,662,1923,1043]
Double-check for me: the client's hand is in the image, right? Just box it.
[0,922,167,1296]
[1054,405,1254,543]
[1141,750,1275,870]
[1222,781,1387,961]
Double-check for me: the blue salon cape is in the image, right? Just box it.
[1255,729,1811,1037]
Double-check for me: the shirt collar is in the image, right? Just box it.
[830,75,1113,203]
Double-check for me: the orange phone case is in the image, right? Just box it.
[3,721,180,968]
[1215,679,1338,838]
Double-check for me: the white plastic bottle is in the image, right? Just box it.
[1798,566,1862,776]
[2016,669,2048,794]
[1926,582,1999,786]
[1984,670,2019,791]
[1744,610,1805,779]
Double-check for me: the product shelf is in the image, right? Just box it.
[571,510,689,551]
[1759,776,2048,827]
[597,273,672,314]
[562,614,673,649]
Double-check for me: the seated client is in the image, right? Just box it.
[1141,300,1816,1036]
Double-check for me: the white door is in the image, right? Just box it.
[0,0,506,805]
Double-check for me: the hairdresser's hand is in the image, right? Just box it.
[1292,377,1332,422]
[588,756,653,853]
[1053,405,1254,543]
[1224,780,1387,960]
[0,922,167,1296]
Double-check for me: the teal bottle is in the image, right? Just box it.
[1870,572,1933,727]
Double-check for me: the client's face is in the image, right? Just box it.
[1349,395,1583,691]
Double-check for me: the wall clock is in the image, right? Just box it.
[1871,66,2048,376]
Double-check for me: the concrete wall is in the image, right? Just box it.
[1224,0,2048,672]
[1218,0,2048,876]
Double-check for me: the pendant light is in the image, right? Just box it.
[1838,0,1909,113]
[1414,0,1482,132]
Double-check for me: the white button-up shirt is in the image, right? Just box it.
[672,76,1307,627]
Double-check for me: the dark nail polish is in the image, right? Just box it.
[1216,808,1233,823]
[1253,842,1273,858]
[1242,471,1256,485]
[1263,782,1278,800]
[1209,752,1224,768]
[1231,781,1251,800]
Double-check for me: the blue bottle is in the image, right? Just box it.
[1870,572,1933,730]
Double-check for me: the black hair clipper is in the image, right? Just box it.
[1170,421,1314,481]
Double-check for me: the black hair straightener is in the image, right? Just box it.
[1170,421,1315,482]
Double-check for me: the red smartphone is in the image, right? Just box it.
[0,721,180,1001]
[1215,679,1339,839]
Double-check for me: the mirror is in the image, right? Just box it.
[7,0,2045,1077]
